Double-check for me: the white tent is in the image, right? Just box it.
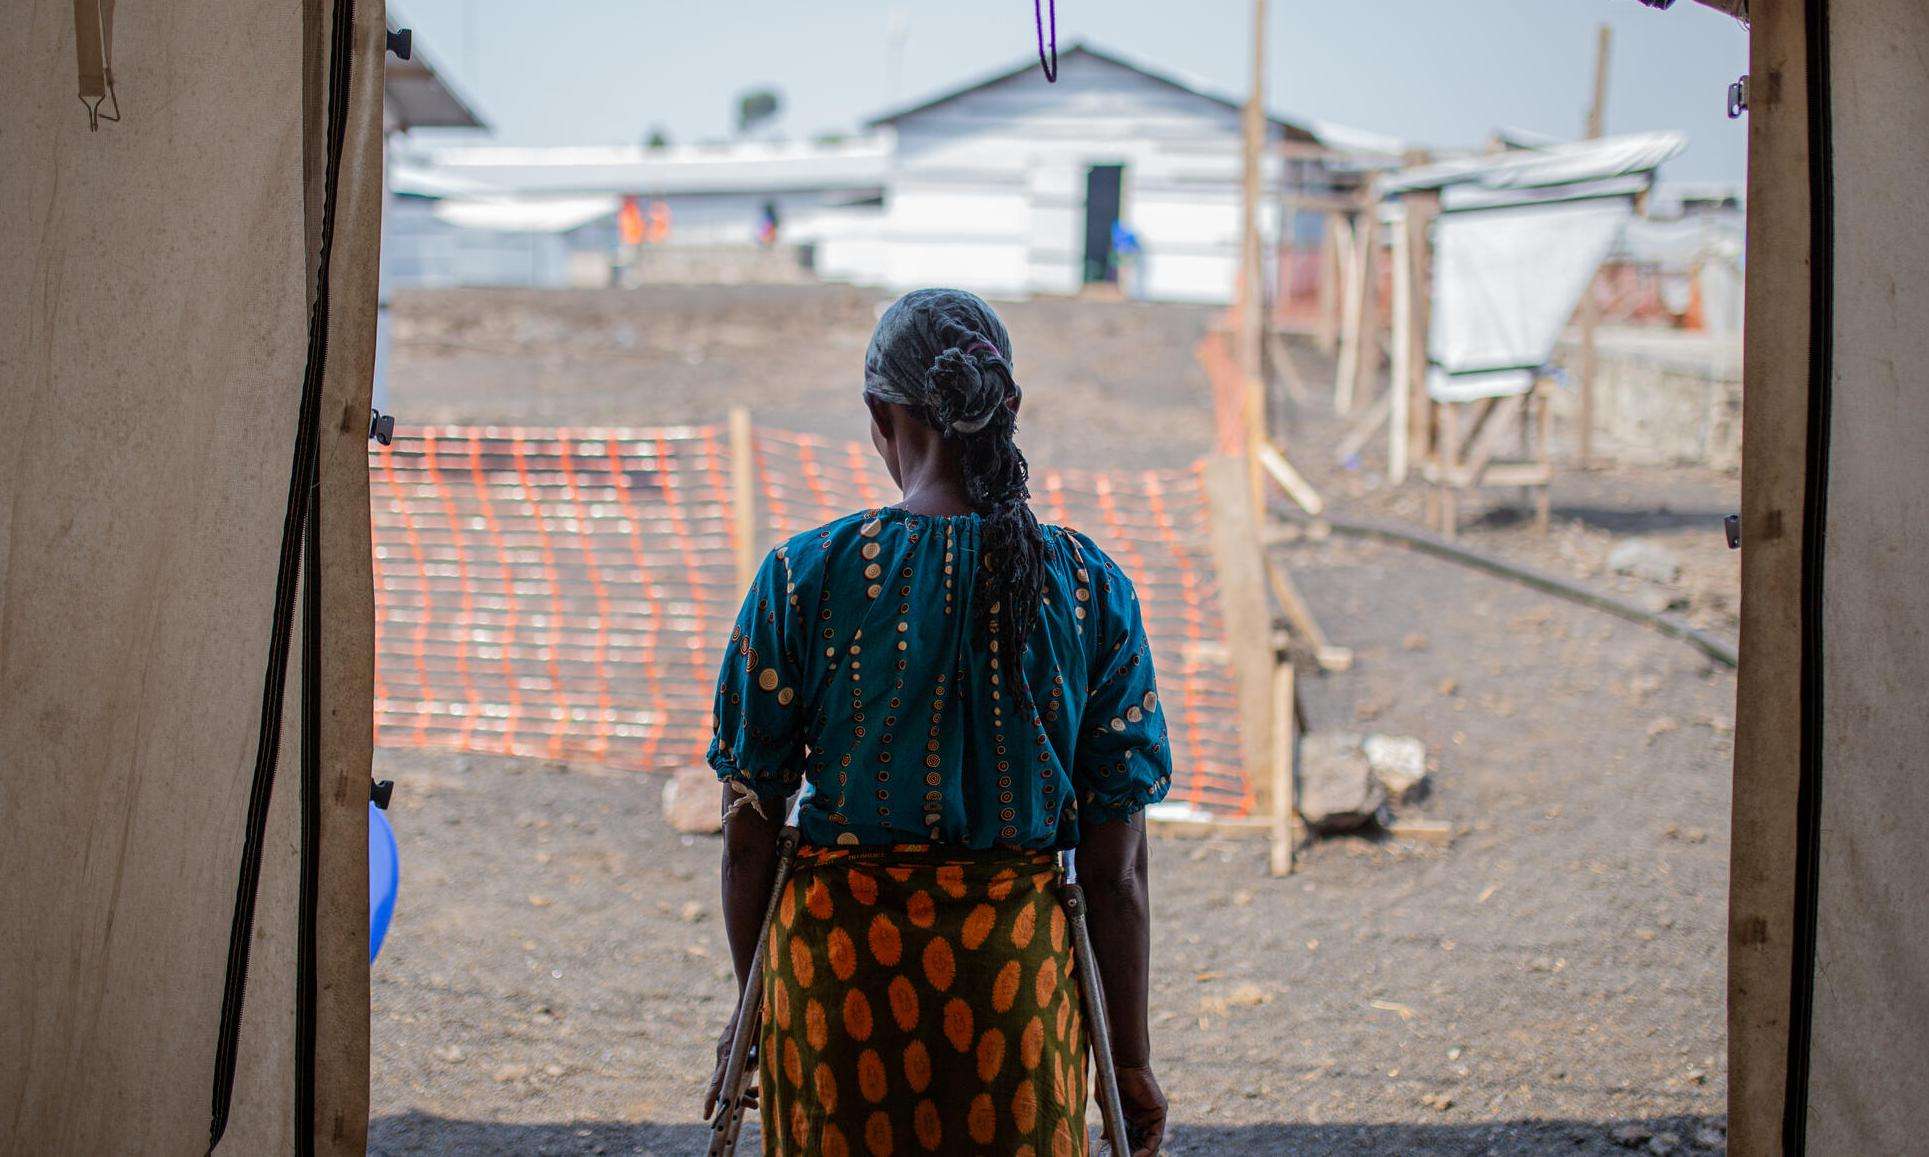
[1725,0,1929,1151]
[2,2,383,1151]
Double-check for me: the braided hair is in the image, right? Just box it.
[863,289,1051,661]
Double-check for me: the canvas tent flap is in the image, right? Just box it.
[0,1,379,1152]
[1805,0,1929,1148]
[1729,0,1929,1151]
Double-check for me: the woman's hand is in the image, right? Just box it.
[1116,1064,1167,1156]
[701,1015,757,1121]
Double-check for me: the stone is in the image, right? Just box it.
[663,766,724,835]
[1608,538,1682,585]
[1364,734,1429,800]
[1297,733,1386,832]
[1632,586,1689,616]
[1611,1123,1652,1148]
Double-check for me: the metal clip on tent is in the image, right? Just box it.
[386,28,413,60]
[1725,514,1742,550]
[369,409,395,445]
[370,779,395,810]
[1728,75,1750,119]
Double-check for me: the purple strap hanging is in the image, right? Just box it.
[1034,0,1057,82]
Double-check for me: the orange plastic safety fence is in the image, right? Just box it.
[372,425,1251,816]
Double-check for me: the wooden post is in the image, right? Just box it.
[1585,24,1612,141]
[728,406,759,590]
[1332,214,1363,411]
[1269,657,1297,877]
[1578,24,1611,468]
[1237,0,1268,474]
[1349,197,1382,415]
[1203,455,1275,816]
[1388,203,1412,481]
[1401,190,1439,482]
[1314,214,1340,354]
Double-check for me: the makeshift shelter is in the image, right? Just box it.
[1364,131,1685,533]
[1,1,383,1152]
[1724,0,1929,1151]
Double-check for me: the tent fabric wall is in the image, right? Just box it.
[1730,0,1929,1151]
[0,1,380,1151]
[1806,0,1929,1149]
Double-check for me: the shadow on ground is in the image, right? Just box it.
[1475,504,1731,536]
[369,1110,1725,1155]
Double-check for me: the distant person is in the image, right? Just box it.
[757,200,781,248]
[703,288,1171,1155]
[1111,220,1142,298]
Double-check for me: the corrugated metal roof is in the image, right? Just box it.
[394,138,890,198]
[384,44,485,132]
[865,41,1321,145]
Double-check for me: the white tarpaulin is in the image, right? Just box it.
[1385,131,1687,196]
[1426,198,1632,403]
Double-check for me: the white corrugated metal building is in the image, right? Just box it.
[867,43,1329,303]
[393,41,1342,304]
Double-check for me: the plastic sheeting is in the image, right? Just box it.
[1425,198,1633,403]
[1384,131,1687,196]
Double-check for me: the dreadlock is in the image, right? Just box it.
[862,289,1051,664]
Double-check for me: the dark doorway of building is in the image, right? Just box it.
[1083,163,1125,284]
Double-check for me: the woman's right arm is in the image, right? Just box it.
[1077,812,1168,1156]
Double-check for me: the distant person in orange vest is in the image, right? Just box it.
[647,200,671,245]
[617,196,646,249]
[614,196,647,286]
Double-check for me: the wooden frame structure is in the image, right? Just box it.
[1419,382,1554,539]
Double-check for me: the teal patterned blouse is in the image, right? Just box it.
[707,506,1171,850]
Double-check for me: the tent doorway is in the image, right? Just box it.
[1082,163,1124,284]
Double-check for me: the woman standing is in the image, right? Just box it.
[703,289,1170,1155]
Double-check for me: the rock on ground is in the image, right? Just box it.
[1297,732,1386,831]
[1608,538,1684,585]
[662,766,723,834]
[1364,734,1429,800]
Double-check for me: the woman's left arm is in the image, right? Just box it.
[719,790,781,988]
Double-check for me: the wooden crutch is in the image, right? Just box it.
[1058,850,1134,1154]
[706,820,800,1156]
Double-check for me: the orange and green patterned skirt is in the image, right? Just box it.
[757,843,1089,1156]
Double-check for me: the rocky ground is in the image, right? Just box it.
[372,285,1737,1154]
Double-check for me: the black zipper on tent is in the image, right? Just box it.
[294,477,323,1157]
[1783,0,1834,1149]
[207,0,355,1150]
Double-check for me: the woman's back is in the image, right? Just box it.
[704,288,1168,1155]
[708,506,1171,850]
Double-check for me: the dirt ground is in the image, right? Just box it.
[372,285,1736,1155]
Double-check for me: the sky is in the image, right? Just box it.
[395,0,1750,185]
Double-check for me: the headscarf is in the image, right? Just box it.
[862,288,1050,660]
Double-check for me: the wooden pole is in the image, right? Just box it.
[728,406,759,590]
[1332,213,1363,412]
[1388,203,1411,480]
[1314,214,1341,355]
[1349,198,1382,417]
[1204,455,1275,817]
[1585,24,1612,140]
[1578,24,1611,468]
[1269,657,1297,877]
[1237,0,1268,472]
[1402,190,1439,482]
